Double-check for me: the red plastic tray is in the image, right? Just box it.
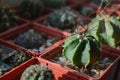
[39,40,119,80]
[0,58,37,80]
[0,22,69,57]
[0,57,77,80]
[0,17,29,38]
[0,39,33,79]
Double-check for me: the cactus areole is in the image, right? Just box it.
[88,13,120,48]
[62,34,101,68]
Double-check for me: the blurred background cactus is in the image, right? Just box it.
[47,7,80,30]
[20,0,44,20]
[13,29,58,53]
[4,50,31,67]
[14,29,44,49]
[0,4,17,33]
[42,0,66,9]
[20,64,55,80]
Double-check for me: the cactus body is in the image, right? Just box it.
[12,50,31,66]
[0,6,17,33]
[42,0,66,8]
[20,64,55,80]
[62,34,101,67]
[20,0,43,20]
[88,15,120,47]
[48,7,79,29]
[14,29,43,49]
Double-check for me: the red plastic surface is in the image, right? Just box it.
[0,39,33,56]
[0,22,69,57]
[0,40,34,79]
[0,57,77,80]
[40,43,119,80]
[0,17,29,38]
[37,57,78,80]
[102,44,120,56]
[35,13,89,36]
[0,58,38,80]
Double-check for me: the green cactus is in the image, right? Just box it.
[20,0,43,20]
[42,0,66,9]
[11,50,31,67]
[62,34,101,68]
[88,14,120,48]
[48,7,79,30]
[0,5,17,33]
[20,64,55,80]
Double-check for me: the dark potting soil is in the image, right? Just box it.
[51,54,113,78]
[0,45,14,60]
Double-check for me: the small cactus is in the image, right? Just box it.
[42,0,66,9]
[0,5,17,33]
[48,7,79,30]
[14,29,44,49]
[62,34,101,68]
[20,64,55,80]
[20,0,43,20]
[11,50,31,67]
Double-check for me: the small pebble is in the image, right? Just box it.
[39,47,45,52]
[59,57,66,63]
[46,41,52,47]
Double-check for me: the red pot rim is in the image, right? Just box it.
[39,41,120,80]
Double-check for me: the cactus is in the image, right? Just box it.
[14,29,44,49]
[0,5,17,33]
[20,64,55,80]
[20,0,43,20]
[88,13,120,48]
[11,50,31,66]
[62,34,101,68]
[48,7,79,30]
[42,0,66,9]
